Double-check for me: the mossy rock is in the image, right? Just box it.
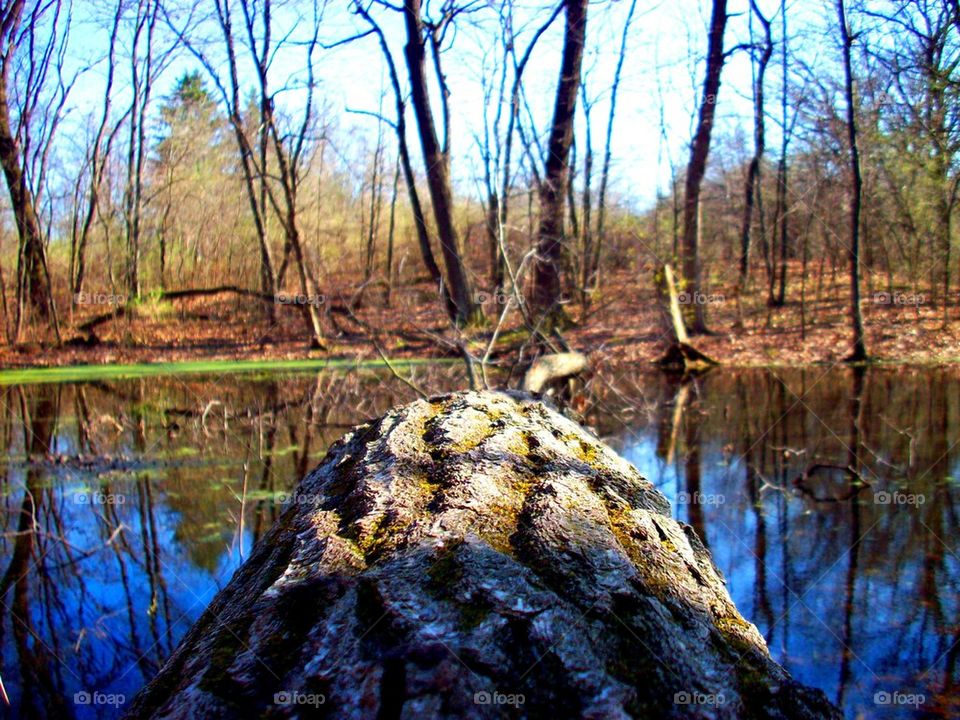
[127,391,840,720]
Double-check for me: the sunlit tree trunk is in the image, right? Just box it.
[681,0,728,335]
[592,0,637,295]
[0,0,54,330]
[738,0,772,289]
[531,0,588,325]
[402,0,478,326]
[837,0,868,362]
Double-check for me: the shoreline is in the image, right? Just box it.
[3,351,959,387]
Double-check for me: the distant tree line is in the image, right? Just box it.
[0,0,955,359]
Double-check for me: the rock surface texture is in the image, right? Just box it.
[127,391,840,719]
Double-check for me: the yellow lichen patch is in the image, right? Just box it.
[423,404,497,456]
[714,614,759,653]
[510,475,534,500]
[427,400,447,421]
[606,505,647,561]
[605,505,680,604]
[504,429,533,458]
[575,439,600,465]
[447,422,495,454]
[715,614,752,634]
[558,432,602,468]
[475,517,516,556]
[660,539,678,553]
[484,406,507,423]
[413,470,441,497]
[354,509,418,562]
[354,512,389,556]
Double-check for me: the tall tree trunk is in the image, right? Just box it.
[365,116,385,281]
[124,0,158,300]
[485,191,503,291]
[531,0,589,325]
[738,0,772,288]
[578,86,594,306]
[593,0,637,293]
[0,94,50,326]
[837,0,868,362]
[385,157,400,306]
[73,0,122,298]
[0,11,52,329]
[773,0,789,307]
[402,0,477,326]
[353,7,451,315]
[211,0,277,325]
[681,0,728,335]
[266,111,325,350]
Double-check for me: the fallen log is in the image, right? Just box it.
[520,351,588,393]
[76,286,354,335]
[655,264,719,371]
[127,391,839,719]
[76,286,274,334]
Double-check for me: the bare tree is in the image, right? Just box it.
[170,0,330,348]
[123,0,165,299]
[837,0,868,361]
[400,0,478,325]
[738,0,772,289]
[531,0,589,325]
[239,0,326,348]
[680,0,728,335]
[771,0,790,306]
[350,1,452,318]
[71,1,125,299]
[166,0,278,326]
[487,0,564,299]
[384,155,400,304]
[363,98,386,281]
[590,0,638,295]
[0,0,71,336]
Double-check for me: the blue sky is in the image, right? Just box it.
[57,0,844,210]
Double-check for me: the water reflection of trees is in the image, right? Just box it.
[1,366,956,717]
[0,366,464,717]
[593,366,959,719]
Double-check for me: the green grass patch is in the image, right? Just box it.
[0,356,454,386]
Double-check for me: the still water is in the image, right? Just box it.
[0,365,956,718]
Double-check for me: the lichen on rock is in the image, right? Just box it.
[127,390,840,719]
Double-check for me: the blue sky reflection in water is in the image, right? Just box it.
[0,365,956,718]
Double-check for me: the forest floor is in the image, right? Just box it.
[2,260,959,373]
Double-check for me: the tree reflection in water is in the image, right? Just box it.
[611,366,959,719]
[0,365,956,718]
